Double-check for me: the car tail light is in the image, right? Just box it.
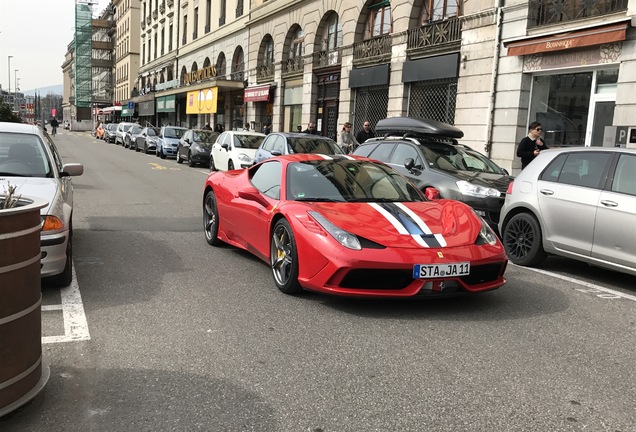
[506,181,514,195]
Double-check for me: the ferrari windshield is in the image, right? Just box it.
[288,137,344,155]
[287,160,424,202]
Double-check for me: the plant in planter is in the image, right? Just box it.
[0,182,22,209]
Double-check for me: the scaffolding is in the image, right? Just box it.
[74,2,92,108]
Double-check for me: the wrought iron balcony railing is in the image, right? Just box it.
[353,34,392,65]
[146,15,151,25]
[314,49,341,68]
[407,17,462,55]
[528,0,628,28]
[167,0,173,6]
[256,62,275,81]
[281,56,304,77]
[159,2,165,14]
[152,10,158,20]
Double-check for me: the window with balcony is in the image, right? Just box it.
[528,0,627,28]
[217,52,227,78]
[219,0,226,26]
[420,0,460,23]
[231,46,245,81]
[365,2,392,39]
[257,35,275,80]
[142,43,145,65]
[193,7,199,39]
[182,15,188,45]
[317,13,342,67]
[206,0,211,33]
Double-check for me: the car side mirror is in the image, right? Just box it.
[424,187,440,200]
[221,143,229,149]
[271,150,282,156]
[404,158,415,170]
[238,186,270,207]
[61,163,84,177]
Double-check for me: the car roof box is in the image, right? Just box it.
[375,117,464,139]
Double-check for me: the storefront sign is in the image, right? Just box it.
[186,87,218,114]
[183,66,217,85]
[121,107,134,117]
[244,85,271,102]
[156,95,176,113]
[523,43,621,72]
[156,79,179,92]
[139,100,155,116]
[506,22,627,57]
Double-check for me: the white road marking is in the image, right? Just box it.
[514,264,636,302]
[42,263,91,344]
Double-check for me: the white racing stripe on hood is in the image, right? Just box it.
[316,154,333,160]
[368,202,409,235]
[396,202,447,247]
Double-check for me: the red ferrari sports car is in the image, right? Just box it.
[203,154,507,297]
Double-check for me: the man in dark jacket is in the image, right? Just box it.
[356,121,375,144]
[302,122,317,134]
[517,122,548,169]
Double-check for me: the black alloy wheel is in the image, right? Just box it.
[176,151,183,163]
[270,219,302,294]
[502,213,547,266]
[203,190,222,246]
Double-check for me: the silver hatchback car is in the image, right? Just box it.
[0,122,84,286]
[499,147,636,276]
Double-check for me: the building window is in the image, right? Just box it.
[161,28,165,55]
[365,3,392,39]
[193,7,198,39]
[206,0,211,32]
[169,24,173,51]
[219,0,226,26]
[236,0,243,18]
[142,43,145,65]
[420,0,460,23]
[154,34,158,60]
[290,28,304,59]
[183,14,188,45]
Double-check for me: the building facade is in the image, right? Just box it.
[113,0,141,120]
[67,0,636,171]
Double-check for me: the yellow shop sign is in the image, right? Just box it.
[186,87,219,114]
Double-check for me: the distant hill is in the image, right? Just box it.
[22,85,63,96]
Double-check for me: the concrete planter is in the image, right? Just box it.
[0,196,50,417]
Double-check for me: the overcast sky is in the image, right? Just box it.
[0,0,111,93]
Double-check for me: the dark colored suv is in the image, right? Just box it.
[352,117,513,231]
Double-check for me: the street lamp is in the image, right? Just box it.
[7,55,12,95]
[14,69,19,111]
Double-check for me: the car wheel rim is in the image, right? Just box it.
[504,218,535,260]
[271,225,293,286]
[203,194,217,240]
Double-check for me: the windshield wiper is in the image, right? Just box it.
[295,197,344,202]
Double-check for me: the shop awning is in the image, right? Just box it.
[244,85,271,102]
[101,106,122,113]
[506,22,628,56]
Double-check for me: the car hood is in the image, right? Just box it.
[0,177,58,214]
[161,137,181,144]
[447,171,513,192]
[301,200,482,248]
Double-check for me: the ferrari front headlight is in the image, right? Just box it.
[474,213,497,246]
[308,211,361,250]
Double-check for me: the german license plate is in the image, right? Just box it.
[413,262,470,279]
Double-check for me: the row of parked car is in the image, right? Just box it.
[97,121,345,170]
[96,117,636,279]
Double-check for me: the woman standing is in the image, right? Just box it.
[339,122,359,154]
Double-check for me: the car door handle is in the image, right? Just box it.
[600,200,618,207]
[539,189,554,195]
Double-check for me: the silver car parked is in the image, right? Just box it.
[0,122,84,286]
[499,147,636,276]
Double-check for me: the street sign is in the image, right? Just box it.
[127,101,134,110]
[20,103,26,109]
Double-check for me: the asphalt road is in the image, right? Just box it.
[2,130,635,432]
